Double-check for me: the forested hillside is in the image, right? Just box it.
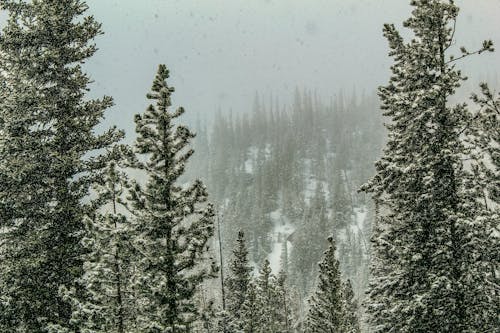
[186,90,385,312]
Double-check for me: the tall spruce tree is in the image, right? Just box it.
[226,231,253,332]
[341,280,361,333]
[275,270,294,333]
[255,260,274,333]
[305,236,345,333]
[241,282,259,333]
[290,220,319,297]
[252,260,291,333]
[129,64,216,332]
[362,1,495,332]
[55,154,139,333]
[0,0,123,331]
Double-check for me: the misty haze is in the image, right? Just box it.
[0,0,498,332]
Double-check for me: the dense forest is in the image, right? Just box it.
[0,0,498,332]
[184,88,384,329]
[188,90,382,294]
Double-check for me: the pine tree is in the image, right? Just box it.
[290,195,328,299]
[255,260,274,333]
[251,260,291,333]
[226,231,253,332]
[361,1,495,332]
[274,270,294,333]
[341,280,361,333]
[241,282,259,333]
[0,0,123,330]
[290,220,319,297]
[305,237,344,333]
[129,64,217,332]
[57,154,139,333]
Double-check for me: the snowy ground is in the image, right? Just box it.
[267,208,295,273]
[352,207,367,234]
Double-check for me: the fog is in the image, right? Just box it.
[0,2,498,330]
[84,0,500,137]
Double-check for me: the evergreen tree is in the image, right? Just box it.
[290,221,319,297]
[226,231,253,332]
[341,280,361,333]
[0,0,123,330]
[305,237,344,333]
[362,1,495,332]
[252,260,291,333]
[274,270,294,333]
[57,155,138,333]
[255,260,274,333]
[129,64,216,332]
[241,282,259,333]
[290,197,327,299]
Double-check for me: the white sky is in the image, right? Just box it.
[4,1,500,136]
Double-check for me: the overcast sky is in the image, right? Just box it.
[22,1,500,136]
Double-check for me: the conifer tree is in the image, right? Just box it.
[57,155,138,333]
[290,221,319,297]
[341,280,361,333]
[129,64,216,332]
[252,260,292,333]
[241,282,259,333]
[0,0,123,330]
[290,201,326,298]
[275,270,294,333]
[362,1,495,332]
[226,231,253,332]
[255,260,274,333]
[305,237,344,333]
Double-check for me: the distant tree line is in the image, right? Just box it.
[186,86,385,313]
